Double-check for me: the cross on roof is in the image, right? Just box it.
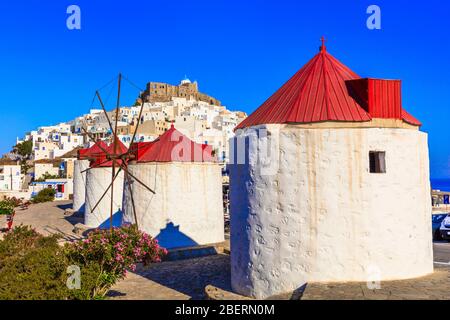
[320,36,326,52]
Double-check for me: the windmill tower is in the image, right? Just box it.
[230,39,432,299]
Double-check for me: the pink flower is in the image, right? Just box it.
[115,254,123,262]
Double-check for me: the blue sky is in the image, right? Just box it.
[0,0,449,178]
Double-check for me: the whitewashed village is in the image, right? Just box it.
[1,41,450,302]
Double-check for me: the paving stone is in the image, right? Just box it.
[109,254,232,300]
[12,200,83,243]
[302,265,450,300]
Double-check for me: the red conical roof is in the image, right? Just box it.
[95,138,128,167]
[236,42,421,130]
[79,140,108,163]
[129,141,155,161]
[85,140,108,156]
[137,125,216,163]
[236,46,371,130]
[77,148,89,160]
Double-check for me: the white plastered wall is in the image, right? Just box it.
[230,124,433,299]
[122,162,224,248]
[73,160,89,213]
[85,167,124,228]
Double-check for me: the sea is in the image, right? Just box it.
[431,179,450,192]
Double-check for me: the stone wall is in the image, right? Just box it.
[141,81,221,106]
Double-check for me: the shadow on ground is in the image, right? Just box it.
[109,254,232,300]
[267,284,307,300]
[57,203,73,211]
[106,290,127,298]
[155,222,198,249]
[64,211,84,227]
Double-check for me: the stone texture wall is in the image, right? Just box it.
[85,167,124,228]
[122,162,224,249]
[141,81,221,106]
[229,124,433,299]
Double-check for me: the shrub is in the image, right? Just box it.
[0,225,70,299]
[4,197,23,207]
[34,172,60,182]
[0,225,167,300]
[0,225,41,269]
[65,225,167,298]
[0,201,15,216]
[0,233,69,300]
[32,188,56,203]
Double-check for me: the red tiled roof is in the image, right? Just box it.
[137,125,216,163]
[236,42,421,129]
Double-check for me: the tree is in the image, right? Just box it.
[13,140,33,159]
[12,140,33,174]
[19,160,32,175]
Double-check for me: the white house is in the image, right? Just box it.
[34,160,60,180]
[0,161,22,191]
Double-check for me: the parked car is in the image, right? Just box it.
[432,213,448,240]
[439,214,450,241]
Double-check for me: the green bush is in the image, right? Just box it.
[0,235,69,299]
[0,225,167,300]
[0,225,69,299]
[34,172,61,182]
[0,201,15,215]
[3,197,22,207]
[32,188,56,203]
[0,225,41,269]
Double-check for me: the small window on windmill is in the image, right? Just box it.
[369,151,386,173]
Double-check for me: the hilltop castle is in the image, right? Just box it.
[138,78,221,106]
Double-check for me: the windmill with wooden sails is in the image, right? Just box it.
[78,73,155,230]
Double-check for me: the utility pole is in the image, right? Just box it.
[10,168,13,191]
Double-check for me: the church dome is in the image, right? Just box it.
[180,76,191,85]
